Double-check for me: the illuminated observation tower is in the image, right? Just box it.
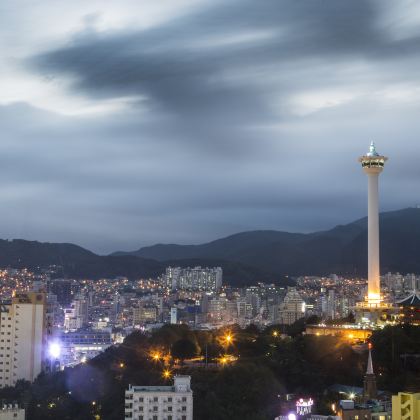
[358,142,387,308]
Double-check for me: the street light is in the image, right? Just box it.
[223,332,234,347]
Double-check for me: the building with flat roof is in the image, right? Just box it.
[125,375,193,420]
[0,292,51,387]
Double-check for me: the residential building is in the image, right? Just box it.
[278,287,305,325]
[164,267,222,292]
[0,292,49,387]
[125,375,193,420]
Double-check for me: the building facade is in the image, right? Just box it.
[278,287,305,325]
[0,292,49,387]
[125,376,193,420]
[164,267,222,292]
[392,392,420,420]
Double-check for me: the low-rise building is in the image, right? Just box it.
[125,375,193,420]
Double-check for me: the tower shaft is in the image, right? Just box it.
[367,172,380,303]
[359,142,387,307]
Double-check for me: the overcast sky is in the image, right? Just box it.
[1,0,420,254]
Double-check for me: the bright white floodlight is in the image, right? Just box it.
[288,414,296,420]
[49,342,61,359]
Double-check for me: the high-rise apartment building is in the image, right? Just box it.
[125,375,193,420]
[164,267,222,292]
[278,287,305,325]
[0,292,50,387]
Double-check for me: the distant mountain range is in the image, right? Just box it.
[0,239,279,287]
[1,208,420,286]
[114,208,420,277]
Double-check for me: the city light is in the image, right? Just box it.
[222,332,234,347]
[288,413,296,420]
[151,351,161,361]
[272,330,279,338]
[349,393,355,400]
[163,369,171,379]
[49,342,61,359]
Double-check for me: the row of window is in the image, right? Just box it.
[127,396,188,403]
[125,415,187,420]
[127,406,187,412]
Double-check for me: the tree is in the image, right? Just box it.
[171,338,197,362]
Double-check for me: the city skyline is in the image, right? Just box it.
[2,1,420,253]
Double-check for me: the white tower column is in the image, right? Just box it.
[359,142,387,307]
[367,172,380,303]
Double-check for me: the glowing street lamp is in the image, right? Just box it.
[162,369,171,379]
[272,330,279,338]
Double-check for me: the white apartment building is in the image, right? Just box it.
[0,292,50,387]
[278,287,305,325]
[125,375,193,420]
[164,267,222,292]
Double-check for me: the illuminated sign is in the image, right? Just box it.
[296,398,314,416]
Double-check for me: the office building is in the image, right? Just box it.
[125,375,193,420]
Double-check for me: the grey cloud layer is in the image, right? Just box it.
[1,0,420,253]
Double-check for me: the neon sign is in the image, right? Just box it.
[296,398,314,416]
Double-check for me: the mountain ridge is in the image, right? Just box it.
[113,207,420,276]
[1,208,420,284]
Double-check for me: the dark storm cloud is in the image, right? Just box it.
[30,1,383,110]
[2,0,420,253]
